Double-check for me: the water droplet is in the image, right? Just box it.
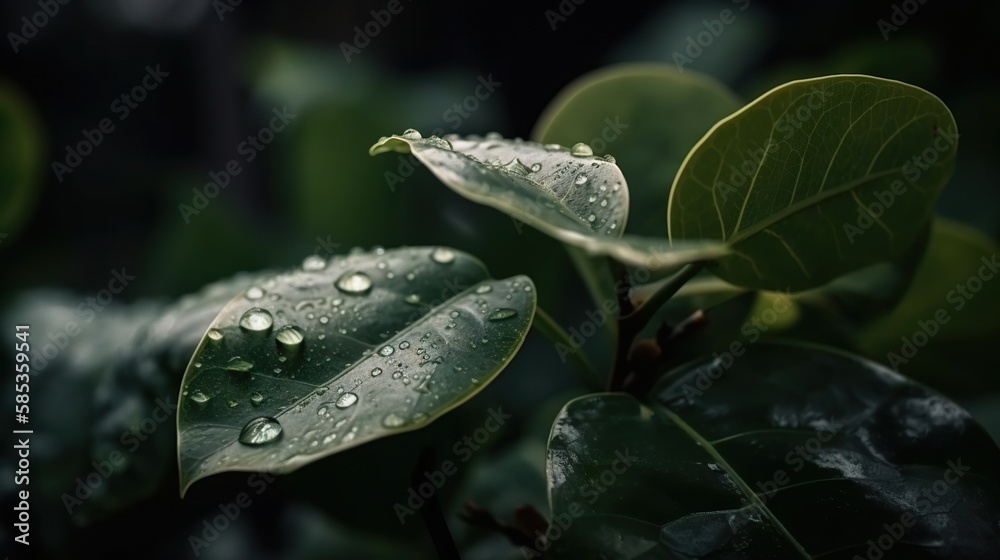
[240,308,273,332]
[239,417,282,445]
[475,285,493,294]
[530,163,542,172]
[399,341,411,349]
[392,371,402,379]
[207,328,224,341]
[600,199,608,207]
[382,413,405,428]
[336,271,373,295]
[450,310,460,318]
[502,157,533,175]
[317,406,328,416]
[587,214,597,222]
[612,182,621,192]
[570,143,593,157]
[302,255,326,271]
[401,128,422,140]
[575,174,588,185]
[275,325,305,349]
[371,367,383,377]
[424,136,453,150]
[543,143,562,151]
[228,400,239,408]
[603,154,616,163]
[488,308,518,321]
[404,294,421,305]
[225,357,254,371]
[431,247,456,264]
[250,392,264,406]
[379,345,395,356]
[245,286,265,300]
[190,390,209,404]
[335,392,358,408]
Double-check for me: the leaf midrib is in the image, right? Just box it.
[656,406,813,559]
[725,161,949,246]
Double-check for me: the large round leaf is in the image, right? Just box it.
[370,131,727,270]
[545,344,1000,559]
[859,220,1000,393]
[533,63,742,238]
[177,246,536,494]
[668,75,958,291]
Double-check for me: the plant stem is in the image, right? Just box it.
[628,262,706,327]
[607,262,707,391]
[414,448,461,560]
[532,307,604,389]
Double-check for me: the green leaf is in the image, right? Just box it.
[177,247,535,495]
[858,219,1000,393]
[370,131,728,270]
[668,75,958,291]
[533,63,742,238]
[546,343,1000,559]
[0,80,44,240]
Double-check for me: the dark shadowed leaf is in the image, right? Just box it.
[545,343,1000,559]
[533,63,741,238]
[177,247,535,494]
[0,81,44,240]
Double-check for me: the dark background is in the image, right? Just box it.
[1,0,998,558]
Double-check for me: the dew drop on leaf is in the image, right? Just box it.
[250,392,264,406]
[239,417,282,445]
[301,255,326,271]
[207,328,224,342]
[570,143,593,157]
[245,286,265,300]
[488,308,518,321]
[335,272,373,295]
[190,390,209,404]
[335,392,358,408]
[382,413,405,428]
[240,308,273,332]
[275,325,305,349]
[224,357,254,372]
[430,247,456,264]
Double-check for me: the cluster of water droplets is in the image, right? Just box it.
[188,246,484,451]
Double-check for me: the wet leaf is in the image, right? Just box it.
[533,63,741,238]
[370,131,727,270]
[177,246,535,495]
[545,343,1000,559]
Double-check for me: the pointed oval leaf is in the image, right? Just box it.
[546,343,1000,559]
[177,247,535,494]
[370,132,727,270]
[533,63,742,238]
[668,75,958,291]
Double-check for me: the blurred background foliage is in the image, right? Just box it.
[1,0,998,558]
